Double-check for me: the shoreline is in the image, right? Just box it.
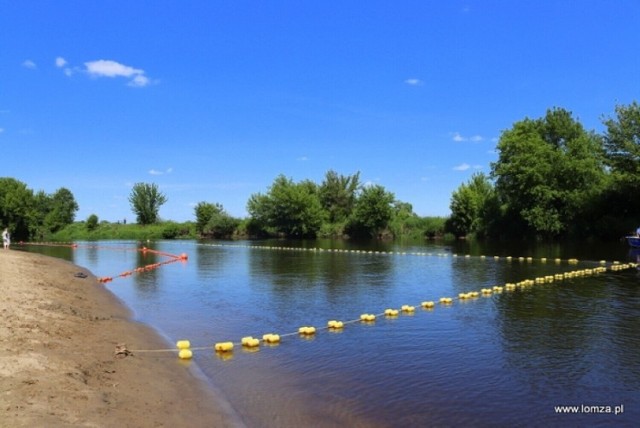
[0,250,244,427]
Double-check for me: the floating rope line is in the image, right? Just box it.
[195,242,621,267]
[19,242,188,283]
[126,258,638,359]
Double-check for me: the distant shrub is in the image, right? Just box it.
[161,222,180,239]
[86,214,99,231]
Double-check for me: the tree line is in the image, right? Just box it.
[0,178,78,240]
[195,170,441,239]
[5,101,639,242]
[448,101,640,239]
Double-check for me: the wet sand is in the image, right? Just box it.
[0,249,244,427]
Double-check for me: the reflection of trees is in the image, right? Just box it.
[195,244,233,281]
[247,240,395,308]
[22,245,76,264]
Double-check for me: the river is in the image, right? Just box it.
[23,239,640,427]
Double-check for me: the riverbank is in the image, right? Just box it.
[0,250,243,427]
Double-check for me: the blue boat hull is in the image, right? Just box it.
[627,236,640,248]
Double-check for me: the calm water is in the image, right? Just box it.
[23,239,640,427]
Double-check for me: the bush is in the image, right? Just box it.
[161,222,180,239]
[86,214,99,231]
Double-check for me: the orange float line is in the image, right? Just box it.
[22,242,187,284]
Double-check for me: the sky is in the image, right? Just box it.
[2,1,639,223]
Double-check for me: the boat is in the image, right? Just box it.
[626,236,640,248]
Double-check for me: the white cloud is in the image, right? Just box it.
[22,60,36,69]
[452,132,465,142]
[453,163,471,171]
[404,78,423,86]
[149,167,173,175]
[451,132,484,142]
[128,74,150,87]
[85,59,143,77]
[0,128,4,134]
[296,156,309,161]
[55,56,77,76]
[84,59,152,87]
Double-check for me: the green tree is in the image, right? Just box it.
[448,173,498,237]
[194,202,224,234]
[602,101,640,180]
[86,214,99,231]
[247,175,324,237]
[194,202,239,238]
[491,108,605,237]
[319,170,361,223]
[0,177,36,240]
[128,183,167,225]
[45,187,79,232]
[600,101,640,230]
[32,190,52,239]
[346,184,395,238]
[206,212,240,238]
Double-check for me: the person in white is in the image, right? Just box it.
[2,228,10,250]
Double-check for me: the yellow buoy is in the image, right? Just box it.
[421,301,435,308]
[214,342,234,352]
[401,305,415,312]
[328,320,344,329]
[176,340,191,350]
[262,333,281,343]
[178,349,193,360]
[384,309,399,317]
[241,336,260,347]
[298,326,316,335]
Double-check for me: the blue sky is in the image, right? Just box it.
[2,1,639,222]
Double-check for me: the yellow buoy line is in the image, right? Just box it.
[129,259,638,359]
[195,242,621,267]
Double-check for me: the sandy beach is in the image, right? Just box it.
[0,249,243,427]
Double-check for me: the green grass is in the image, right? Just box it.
[47,221,197,241]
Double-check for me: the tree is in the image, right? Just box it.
[128,183,167,225]
[319,170,361,223]
[600,101,640,232]
[602,101,640,180]
[194,202,239,238]
[448,173,498,237]
[86,214,99,231]
[0,177,36,240]
[45,187,78,232]
[346,184,395,238]
[247,175,324,237]
[491,108,606,237]
[194,202,224,234]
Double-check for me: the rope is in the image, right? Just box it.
[128,260,638,356]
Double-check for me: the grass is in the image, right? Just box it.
[48,221,197,241]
